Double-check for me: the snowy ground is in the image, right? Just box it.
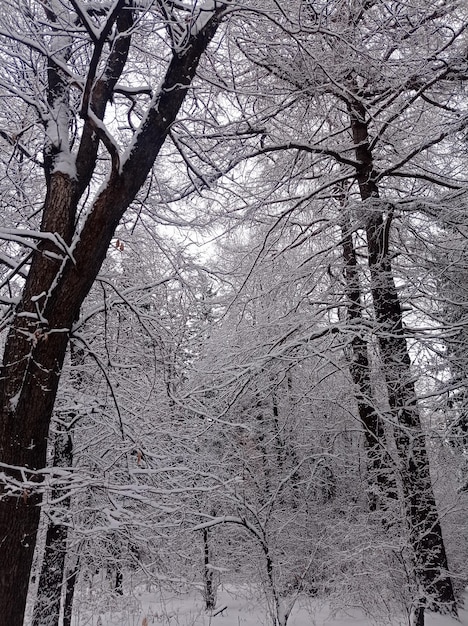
[72,585,468,626]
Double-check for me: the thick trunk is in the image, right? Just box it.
[0,174,76,626]
[348,97,456,614]
[0,324,72,625]
[0,495,42,625]
[413,605,425,626]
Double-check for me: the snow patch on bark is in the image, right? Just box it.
[45,104,77,178]
[172,0,225,53]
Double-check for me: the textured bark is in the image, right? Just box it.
[0,173,75,626]
[340,213,396,509]
[32,343,83,626]
[347,96,456,614]
[32,426,73,626]
[0,6,224,624]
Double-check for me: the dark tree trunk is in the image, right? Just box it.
[0,7,224,624]
[32,342,83,626]
[347,96,457,614]
[203,526,216,610]
[340,211,396,509]
[0,182,74,624]
[413,606,425,626]
[115,569,123,595]
[63,555,80,626]
[32,425,73,626]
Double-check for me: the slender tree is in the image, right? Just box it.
[347,92,456,616]
[32,343,84,626]
[340,204,397,509]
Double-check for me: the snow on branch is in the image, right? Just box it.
[188,0,229,39]
[0,461,224,510]
[192,515,265,544]
[85,110,121,175]
[0,251,29,276]
[163,0,230,54]
[0,228,76,263]
[69,0,100,43]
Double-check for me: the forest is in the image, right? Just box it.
[0,1,467,625]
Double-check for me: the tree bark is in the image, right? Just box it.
[0,6,224,624]
[0,181,74,624]
[63,555,80,626]
[31,425,73,626]
[32,342,84,626]
[203,526,216,610]
[340,211,396,509]
[347,95,457,614]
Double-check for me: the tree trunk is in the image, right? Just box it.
[63,555,80,626]
[347,95,457,614]
[0,7,224,623]
[413,606,425,626]
[340,211,396,509]
[0,206,74,625]
[32,342,86,626]
[115,569,124,595]
[32,425,73,626]
[203,526,216,610]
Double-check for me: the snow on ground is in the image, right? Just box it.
[73,586,468,626]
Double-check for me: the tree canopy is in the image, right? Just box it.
[0,1,467,625]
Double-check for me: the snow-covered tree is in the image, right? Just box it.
[0,1,231,623]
